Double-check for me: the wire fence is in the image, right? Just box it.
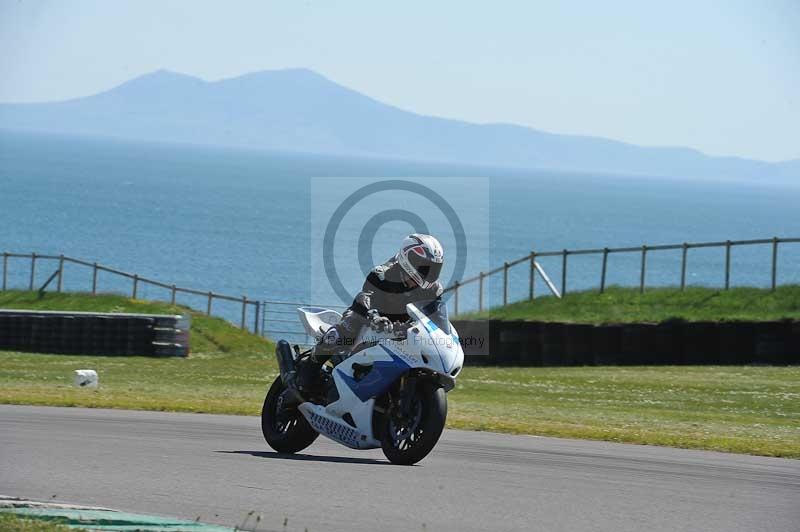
[5,236,798,341]
[0,252,261,333]
[443,236,800,315]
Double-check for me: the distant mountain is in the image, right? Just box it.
[1,68,797,180]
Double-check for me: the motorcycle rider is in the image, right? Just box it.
[289,233,445,394]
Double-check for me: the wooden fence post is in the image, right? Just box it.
[771,237,779,291]
[561,250,568,296]
[724,240,731,290]
[92,263,98,295]
[241,296,247,329]
[29,252,36,290]
[254,301,260,335]
[529,251,536,300]
[502,262,509,306]
[639,245,647,293]
[57,255,64,292]
[478,272,484,312]
[600,247,609,293]
[680,243,688,290]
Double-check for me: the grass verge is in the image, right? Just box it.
[457,285,800,323]
[1,291,798,458]
[0,513,79,532]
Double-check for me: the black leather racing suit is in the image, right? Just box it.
[314,256,444,361]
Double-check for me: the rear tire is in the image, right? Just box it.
[381,381,447,465]
[261,376,318,454]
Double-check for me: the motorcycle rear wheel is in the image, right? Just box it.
[261,376,319,454]
[380,381,447,465]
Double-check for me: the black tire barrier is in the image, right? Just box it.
[621,324,654,365]
[718,322,753,365]
[754,321,792,364]
[791,322,800,364]
[540,322,566,366]
[655,321,683,365]
[683,322,721,365]
[591,325,623,365]
[451,319,800,366]
[452,320,491,366]
[0,310,190,357]
[518,321,542,366]
[565,324,593,366]
[496,320,527,365]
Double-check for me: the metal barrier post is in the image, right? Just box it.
[29,252,36,290]
[680,243,688,290]
[600,247,608,293]
[171,285,177,305]
[241,296,247,329]
[453,281,459,315]
[207,292,213,315]
[561,249,568,296]
[478,272,484,312]
[724,240,731,290]
[261,301,267,337]
[502,262,509,305]
[2,252,7,291]
[92,262,98,295]
[132,274,139,299]
[639,245,647,293]
[57,255,64,292]
[771,237,778,291]
[529,252,536,300]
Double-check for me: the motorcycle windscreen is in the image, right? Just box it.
[417,298,451,334]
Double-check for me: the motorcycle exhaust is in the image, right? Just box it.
[275,339,296,386]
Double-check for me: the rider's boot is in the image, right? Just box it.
[295,357,323,394]
[294,336,347,396]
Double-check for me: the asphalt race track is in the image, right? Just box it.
[1,405,798,532]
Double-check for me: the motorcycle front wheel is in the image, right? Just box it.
[261,376,319,454]
[380,381,447,465]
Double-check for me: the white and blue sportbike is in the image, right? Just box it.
[261,300,463,465]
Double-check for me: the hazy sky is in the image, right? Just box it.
[1,0,798,161]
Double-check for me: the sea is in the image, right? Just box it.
[1,129,798,327]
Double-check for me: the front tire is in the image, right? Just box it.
[381,381,447,465]
[261,376,318,454]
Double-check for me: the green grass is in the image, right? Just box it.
[0,513,80,532]
[458,285,800,323]
[1,291,798,458]
[449,365,799,458]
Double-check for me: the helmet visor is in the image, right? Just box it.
[408,252,443,284]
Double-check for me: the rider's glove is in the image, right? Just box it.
[392,321,407,336]
[367,309,393,333]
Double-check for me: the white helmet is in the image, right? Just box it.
[397,234,444,289]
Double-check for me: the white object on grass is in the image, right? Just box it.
[73,369,98,388]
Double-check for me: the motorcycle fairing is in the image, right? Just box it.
[298,401,371,449]
[336,344,409,402]
[297,307,342,340]
[297,340,413,449]
[295,302,463,449]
